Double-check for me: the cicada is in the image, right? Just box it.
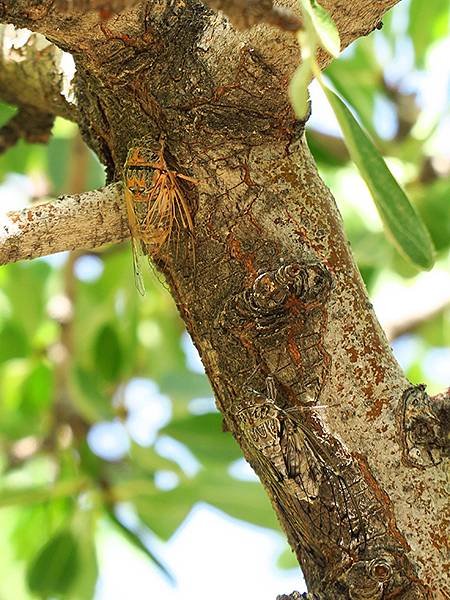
[123,138,197,294]
[236,375,367,554]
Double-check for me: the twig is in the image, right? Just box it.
[386,296,450,342]
[0,183,129,265]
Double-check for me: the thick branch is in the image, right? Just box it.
[0,0,398,70]
[0,183,128,264]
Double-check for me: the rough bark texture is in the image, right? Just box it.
[0,183,127,264]
[0,1,448,598]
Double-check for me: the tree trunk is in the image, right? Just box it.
[0,1,448,597]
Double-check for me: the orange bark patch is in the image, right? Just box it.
[430,516,450,552]
[287,336,302,365]
[227,236,258,278]
[353,452,410,551]
[366,396,389,421]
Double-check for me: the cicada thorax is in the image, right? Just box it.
[235,391,291,481]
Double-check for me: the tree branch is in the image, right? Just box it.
[0,0,399,70]
[201,0,302,31]
[0,25,77,121]
[386,296,450,341]
[3,0,445,596]
[0,105,54,153]
[0,183,129,264]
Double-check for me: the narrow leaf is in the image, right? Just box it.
[107,509,175,583]
[323,87,435,270]
[289,57,313,120]
[300,0,340,57]
[93,323,123,382]
[134,487,194,541]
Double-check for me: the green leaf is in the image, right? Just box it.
[72,366,114,421]
[20,361,54,420]
[409,0,449,68]
[322,87,435,270]
[93,323,123,382]
[107,509,174,582]
[289,57,313,120]
[11,501,72,562]
[26,529,80,597]
[0,321,29,363]
[162,413,242,465]
[197,471,280,531]
[66,509,99,600]
[134,486,195,540]
[300,0,340,57]
[3,262,51,335]
[325,40,381,138]
[414,179,450,252]
[0,359,33,437]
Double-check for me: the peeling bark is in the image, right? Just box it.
[0,0,448,597]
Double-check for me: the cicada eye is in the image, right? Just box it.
[129,185,146,194]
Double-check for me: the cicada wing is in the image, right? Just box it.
[131,237,146,296]
[280,418,322,501]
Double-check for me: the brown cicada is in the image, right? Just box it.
[123,138,197,293]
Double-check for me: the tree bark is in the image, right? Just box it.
[0,183,126,264]
[0,1,448,598]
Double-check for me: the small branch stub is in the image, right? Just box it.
[0,183,129,265]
